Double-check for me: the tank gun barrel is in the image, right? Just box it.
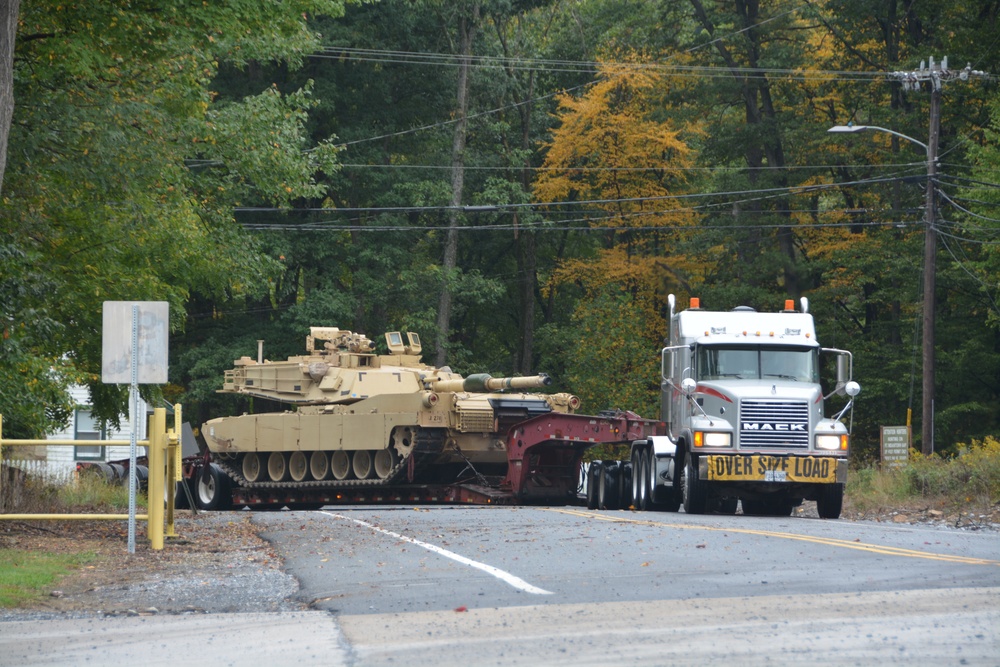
[426,373,551,393]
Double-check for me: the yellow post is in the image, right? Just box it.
[164,404,182,538]
[147,408,166,550]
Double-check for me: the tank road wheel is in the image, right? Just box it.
[310,451,331,481]
[268,452,290,482]
[352,450,374,480]
[242,453,263,483]
[586,462,602,510]
[288,451,309,483]
[195,464,233,511]
[682,455,709,514]
[816,483,844,519]
[374,448,399,480]
[331,451,351,480]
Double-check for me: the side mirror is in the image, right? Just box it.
[681,377,697,396]
[845,381,861,397]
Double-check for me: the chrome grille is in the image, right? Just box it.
[738,400,809,449]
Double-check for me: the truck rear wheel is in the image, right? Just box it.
[682,455,709,514]
[598,462,620,510]
[631,449,644,510]
[586,462,602,510]
[816,483,844,519]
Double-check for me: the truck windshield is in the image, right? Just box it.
[696,345,818,382]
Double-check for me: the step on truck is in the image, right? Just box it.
[588,295,860,518]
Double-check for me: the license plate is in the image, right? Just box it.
[705,455,839,483]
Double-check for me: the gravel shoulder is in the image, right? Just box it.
[0,511,303,621]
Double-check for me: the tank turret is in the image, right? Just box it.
[202,328,579,493]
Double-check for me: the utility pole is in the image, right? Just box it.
[890,58,983,455]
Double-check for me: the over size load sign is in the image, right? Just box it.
[705,455,842,483]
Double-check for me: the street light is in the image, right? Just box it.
[827,120,940,455]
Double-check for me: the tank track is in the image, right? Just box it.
[215,428,447,490]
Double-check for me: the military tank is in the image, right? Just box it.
[201,327,581,491]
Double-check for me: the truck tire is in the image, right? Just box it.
[618,462,632,510]
[816,483,844,519]
[598,462,620,510]
[682,455,709,514]
[170,480,191,510]
[631,449,644,510]
[586,462,602,510]
[638,449,651,511]
[195,463,234,511]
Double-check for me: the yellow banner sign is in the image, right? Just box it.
[706,455,838,483]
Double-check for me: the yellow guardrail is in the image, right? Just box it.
[0,406,184,551]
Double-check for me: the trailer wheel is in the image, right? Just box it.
[816,483,844,519]
[586,462,602,510]
[682,455,708,514]
[598,462,620,510]
[135,465,149,492]
[169,480,190,510]
[617,462,632,510]
[195,463,233,511]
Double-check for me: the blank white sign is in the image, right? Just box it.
[102,301,169,384]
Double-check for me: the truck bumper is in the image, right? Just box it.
[698,454,847,484]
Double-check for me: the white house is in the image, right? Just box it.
[42,385,149,480]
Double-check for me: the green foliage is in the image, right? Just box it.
[0,549,96,608]
[1,0,347,432]
[3,0,999,452]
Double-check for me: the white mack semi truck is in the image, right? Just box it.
[587,295,860,519]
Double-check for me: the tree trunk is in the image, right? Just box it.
[0,0,20,196]
[435,10,477,367]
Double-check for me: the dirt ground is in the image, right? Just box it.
[1,500,997,616]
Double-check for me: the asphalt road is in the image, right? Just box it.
[252,506,1000,664]
[4,506,998,666]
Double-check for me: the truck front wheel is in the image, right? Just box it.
[682,455,709,514]
[816,483,844,519]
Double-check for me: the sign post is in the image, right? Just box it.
[102,301,169,554]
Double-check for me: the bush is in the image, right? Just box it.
[1,466,146,514]
[848,436,1000,511]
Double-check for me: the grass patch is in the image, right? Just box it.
[0,549,96,607]
[848,436,1000,513]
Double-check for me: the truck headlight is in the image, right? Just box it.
[816,434,847,450]
[694,431,732,448]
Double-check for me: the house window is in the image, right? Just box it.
[73,409,105,461]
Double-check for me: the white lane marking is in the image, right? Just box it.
[321,511,553,595]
